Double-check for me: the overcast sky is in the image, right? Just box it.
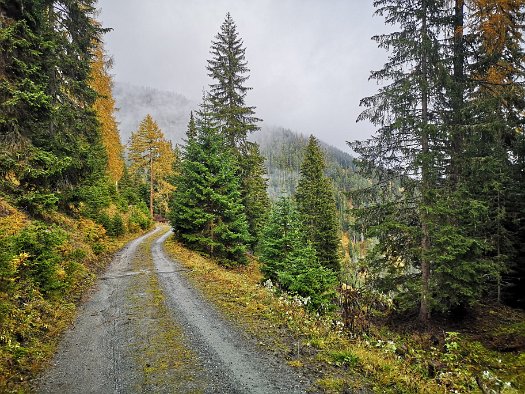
[97,0,389,150]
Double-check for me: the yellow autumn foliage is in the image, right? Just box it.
[128,114,176,216]
[89,42,124,184]
[471,0,525,88]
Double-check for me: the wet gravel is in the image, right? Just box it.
[152,230,310,393]
[35,227,310,393]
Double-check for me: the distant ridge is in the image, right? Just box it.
[113,83,366,204]
[113,81,196,146]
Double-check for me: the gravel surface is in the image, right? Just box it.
[36,228,162,393]
[35,227,310,393]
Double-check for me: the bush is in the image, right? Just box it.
[258,197,338,312]
[278,263,337,312]
[97,212,126,237]
[13,222,67,293]
[128,202,151,231]
[111,214,125,236]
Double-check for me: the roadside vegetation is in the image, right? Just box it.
[164,237,525,393]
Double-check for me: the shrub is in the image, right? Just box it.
[13,222,67,293]
[128,202,151,231]
[111,214,125,236]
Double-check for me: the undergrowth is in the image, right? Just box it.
[163,236,524,393]
[0,198,149,392]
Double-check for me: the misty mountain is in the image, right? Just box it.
[113,83,367,218]
[113,82,196,146]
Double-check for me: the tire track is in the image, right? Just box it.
[152,230,309,393]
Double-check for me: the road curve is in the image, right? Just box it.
[152,230,308,393]
[36,227,309,393]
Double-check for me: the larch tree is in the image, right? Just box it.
[206,13,269,243]
[169,101,250,265]
[128,115,175,218]
[295,136,340,272]
[89,40,124,186]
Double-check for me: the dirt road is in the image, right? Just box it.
[36,227,309,393]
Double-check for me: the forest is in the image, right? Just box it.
[0,0,524,393]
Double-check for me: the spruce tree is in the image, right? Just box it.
[258,197,337,312]
[0,0,107,213]
[351,0,447,322]
[207,12,260,147]
[353,0,525,320]
[295,136,340,272]
[170,102,250,265]
[240,142,270,249]
[206,13,269,244]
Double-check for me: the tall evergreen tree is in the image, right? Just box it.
[169,102,250,265]
[353,0,525,320]
[207,12,260,147]
[295,136,340,272]
[206,13,269,244]
[241,142,270,249]
[351,0,449,322]
[0,0,107,213]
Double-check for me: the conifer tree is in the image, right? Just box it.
[295,136,340,272]
[128,115,175,217]
[258,197,337,311]
[351,0,446,322]
[353,0,525,319]
[170,102,250,265]
[89,41,124,186]
[206,13,269,244]
[207,12,260,147]
[241,142,270,249]
[0,0,107,213]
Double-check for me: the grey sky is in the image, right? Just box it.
[97,0,389,150]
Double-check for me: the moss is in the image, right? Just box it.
[126,228,206,392]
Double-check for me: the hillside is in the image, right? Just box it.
[113,83,368,205]
[113,82,196,146]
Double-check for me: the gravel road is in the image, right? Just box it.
[36,227,309,393]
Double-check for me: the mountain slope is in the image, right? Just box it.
[113,83,368,228]
[113,82,196,146]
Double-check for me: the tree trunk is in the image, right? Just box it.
[419,1,431,325]
[150,151,154,218]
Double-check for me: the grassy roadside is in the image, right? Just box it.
[0,198,151,392]
[163,236,524,393]
[126,227,206,392]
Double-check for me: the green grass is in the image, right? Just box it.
[126,227,206,392]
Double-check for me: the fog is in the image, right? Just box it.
[97,0,390,150]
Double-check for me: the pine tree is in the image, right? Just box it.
[295,136,340,272]
[128,115,175,218]
[89,40,124,186]
[169,103,250,265]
